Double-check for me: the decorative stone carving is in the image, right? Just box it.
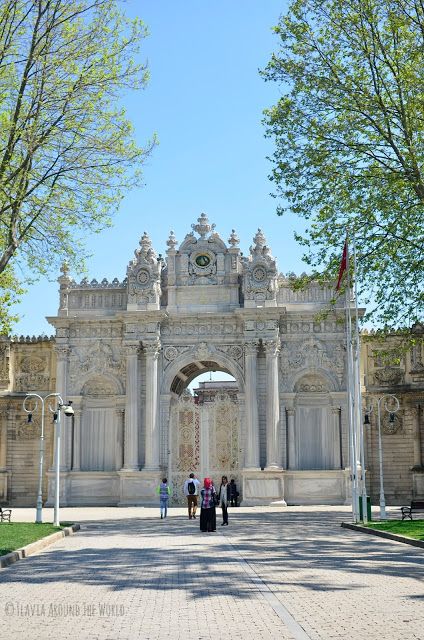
[294,374,330,393]
[166,230,178,251]
[194,342,214,360]
[14,354,50,392]
[161,321,237,337]
[69,342,125,392]
[126,232,163,309]
[242,229,278,307]
[144,339,161,358]
[228,229,240,247]
[164,346,179,361]
[382,412,402,435]
[280,339,344,391]
[374,367,404,386]
[81,377,118,396]
[16,418,40,441]
[20,356,45,373]
[0,343,9,386]
[192,213,216,238]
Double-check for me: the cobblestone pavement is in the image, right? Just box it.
[0,506,423,640]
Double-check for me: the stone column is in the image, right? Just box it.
[122,344,140,470]
[332,406,343,468]
[265,340,281,469]
[287,408,296,470]
[244,342,260,468]
[116,408,125,470]
[55,346,70,470]
[144,340,161,471]
[72,408,81,471]
[412,405,423,468]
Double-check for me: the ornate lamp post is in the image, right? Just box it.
[23,394,74,526]
[364,394,400,520]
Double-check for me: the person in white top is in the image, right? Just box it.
[183,473,201,519]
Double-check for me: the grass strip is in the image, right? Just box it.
[0,523,68,556]
[364,519,424,541]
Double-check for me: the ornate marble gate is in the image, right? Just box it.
[169,390,240,504]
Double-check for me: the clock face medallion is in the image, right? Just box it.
[195,254,211,268]
[136,268,150,285]
[252,266,267,282]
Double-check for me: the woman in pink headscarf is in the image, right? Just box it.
[200,477,217,532]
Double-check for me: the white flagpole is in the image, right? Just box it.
[352,233,368,522]
[345,234,359,522]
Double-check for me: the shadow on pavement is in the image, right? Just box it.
[0,509,423,601]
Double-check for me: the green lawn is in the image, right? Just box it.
[364,519,424,541]
[0,523,67,556]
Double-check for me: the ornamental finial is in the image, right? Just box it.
[191,213,216,239]
[166,230,178,251]
[228,229,240,247]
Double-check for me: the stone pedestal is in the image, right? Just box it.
[241,468,286,506]
[118,470,162,505]
[412,469,424,498]
[46,470,70,507]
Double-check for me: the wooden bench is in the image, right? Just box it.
[400,500,424,520]
[0,506,12,522]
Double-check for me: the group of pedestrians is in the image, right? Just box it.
[183,473,239,531]
[156,473,239,531]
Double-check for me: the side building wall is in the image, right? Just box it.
[362,328,424,504]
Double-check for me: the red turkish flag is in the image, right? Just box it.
[336,241,347,290]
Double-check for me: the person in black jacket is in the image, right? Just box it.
[218,475,230,526]
[229,478,239,507]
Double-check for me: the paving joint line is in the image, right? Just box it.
[219,531,313,640]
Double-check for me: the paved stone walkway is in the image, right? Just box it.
[0,506,423,639]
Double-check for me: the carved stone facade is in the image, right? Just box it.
[0,215,422,506]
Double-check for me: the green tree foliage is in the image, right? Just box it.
[262,0,424,329]
[0,0,155,333]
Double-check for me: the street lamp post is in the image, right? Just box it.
[23,394,74,526]
[23,393,61,524]
[364,394,400,521]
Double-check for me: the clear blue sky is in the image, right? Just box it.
[12,0,310,337]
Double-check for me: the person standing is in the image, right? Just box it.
[200,477,217,533]
[229,478,239,507]
[218,475,230,526]
[156,478,171,519]
[183,472,201,519]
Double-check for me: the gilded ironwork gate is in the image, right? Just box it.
[169,390,240,504]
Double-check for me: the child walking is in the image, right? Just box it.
[157,478,171,519]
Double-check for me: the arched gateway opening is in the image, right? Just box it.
[167,362,240,504]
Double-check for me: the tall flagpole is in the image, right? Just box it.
[352,233,368,522]
[344,233,359,522]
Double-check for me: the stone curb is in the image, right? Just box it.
[341,522,424,549]
[0,524,80,569]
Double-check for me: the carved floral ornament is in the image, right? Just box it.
[20,356,46,373]
[144,340,161,357]
[82,377,118,396]
[194,342,212,360]
[374,367,403,386]
[16,418,40,440]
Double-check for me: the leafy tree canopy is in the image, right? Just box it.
[262,0,423,331]
[0,0,155,333]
